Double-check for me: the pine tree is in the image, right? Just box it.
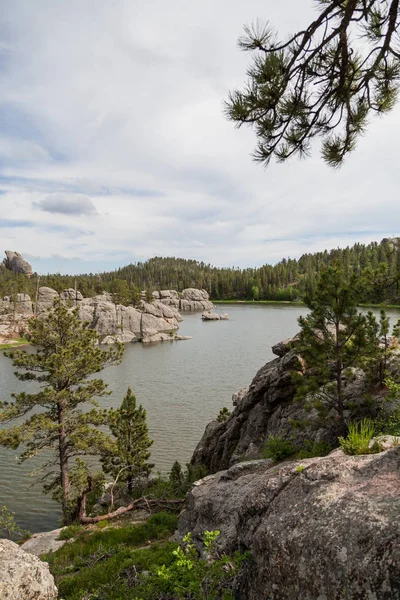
[102,388,153,493]
[294,263,370,431]
[226,0,400,167]
[0,301,123,522]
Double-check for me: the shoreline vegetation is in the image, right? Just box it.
[0,337,29,350]
[213,299,400,309]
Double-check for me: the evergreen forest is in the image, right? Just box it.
[2,237,400,305]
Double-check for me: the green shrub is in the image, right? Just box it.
[260,435,297,461]
[58,523,83,541]
[217,407,231,422]
[47,517,249,600]
[338,419,382,455]
[0,506,30,541]
[296,440,332,459]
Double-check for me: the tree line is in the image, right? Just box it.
[2,237,400,304]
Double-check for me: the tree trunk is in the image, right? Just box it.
[57,403,71,523]
[335,320,345,429]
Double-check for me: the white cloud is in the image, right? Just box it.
[0,0,398,274]
[34,193,98,215]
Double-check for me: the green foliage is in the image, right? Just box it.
[375,376,400,435]
[0,301,123,522]
[110,278,131,306]
[225,1,400,167]
[295,465,305,473]
[45,512,179,600]
[294,263,375,430]
[168,461,208,497]
[151,530,246,600]
[2,239,400,304]
[217,407,231,423]
[0,506,30,541]
[169,461,185,495]
[102,388,154,493]
[260,435,296,461]
[338,418,381,455]
[58,523,83,541]
[296,440,332,459]
[145,289,153,303]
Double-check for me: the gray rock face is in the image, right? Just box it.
[37,287,59,314]
[21,528,66,556]
[201,311,228,320]
[0,294,33,316]
[191,350,309,473]
[191,337,376,473]
[3,251,33,276]
[178,446,400,600]
[180,289,214,311]
[102,332,137,344]
[59,288,84,302]
[0,285,185,345]
[0,538,58,599]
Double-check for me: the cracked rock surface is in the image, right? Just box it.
[178,446,400,599]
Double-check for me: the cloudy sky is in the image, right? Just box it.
[0,1,399,275]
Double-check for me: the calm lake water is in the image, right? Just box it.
[1,304,399,532]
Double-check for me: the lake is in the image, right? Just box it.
[1,304,399,532]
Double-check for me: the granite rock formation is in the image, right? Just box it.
[0,538,58,600]
[3,251,33,276]
[178,444,400,599]
[191,339,375,473]
[201,311,229,320]
[180,288,214,311]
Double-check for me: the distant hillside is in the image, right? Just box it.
[1,238,400,304]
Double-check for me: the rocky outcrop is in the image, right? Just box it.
[0,286,185,345]
[0,538,58,599]
[191,339,373,473]
[0,294,33,316]
[142,332,192,343]
[152,290,180,308]
[21,528,66,556]
[152,288,214,311]
[201,311,228,321]
[3,251,33,276]
[180,288,214,311]
[59,288,84,302]
[178,444,400,600]
[37,287,59,314]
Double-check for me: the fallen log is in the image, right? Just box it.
[79,497,184,525]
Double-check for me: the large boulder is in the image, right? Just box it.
[157,290,180,307]
[0,538,58,599]
[78,298,119,337]
[59,288,84,303]
[0,294,33,317]
[37,287,59,314]
[140,312,177,334]
[178,445,400,600]
[180,288,214,311]
[119,306,142,337]
[3,251,32,276]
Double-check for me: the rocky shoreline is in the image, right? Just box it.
[0,286,215,345]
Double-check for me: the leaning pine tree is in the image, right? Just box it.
[102,387,154,493]
[294,263,374,433]
[0,301,123,523]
